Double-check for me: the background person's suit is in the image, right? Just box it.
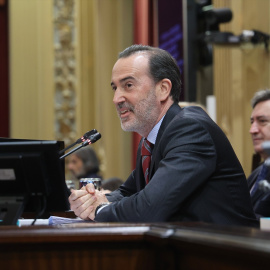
[247,164,270,217]
[96,104,258,227]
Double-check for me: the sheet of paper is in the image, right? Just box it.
[260,217,270,231]
[48,216,93,225]
[18,219,49,226]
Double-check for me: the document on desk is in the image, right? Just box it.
[18,219,49,226]
[48,216,94,225]
[260,217,270,231]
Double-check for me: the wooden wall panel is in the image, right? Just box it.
[9,0,133,180]
[9,0,54,140]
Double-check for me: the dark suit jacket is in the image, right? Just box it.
[247,164,270,217]
[96,104,258,227]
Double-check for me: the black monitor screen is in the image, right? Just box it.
[0,140,70,222]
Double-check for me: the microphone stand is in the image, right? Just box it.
[59,129,97,155]
[59,141,77,156]
[59,132,101,160]
[60,140,90,160]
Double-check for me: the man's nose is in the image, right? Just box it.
[113,89,125,104]
[250,122,259,134]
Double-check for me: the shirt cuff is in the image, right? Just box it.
[95,203,110,216]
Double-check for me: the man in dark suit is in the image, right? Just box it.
[248,89,270,217]
[69,45,258,227]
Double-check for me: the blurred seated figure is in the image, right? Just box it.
[100,177,124,193]
[248,89,270,217]
[178,101,207,112]
[67,146,102,182]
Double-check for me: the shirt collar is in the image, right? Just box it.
[146,115,165,145]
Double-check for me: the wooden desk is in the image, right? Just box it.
[147,223,270,270]
[0,222,270,270]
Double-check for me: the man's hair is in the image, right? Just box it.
[74,146,100,174]
[119,44,181,103]
[251,89,270,108]
[101,177,123,192]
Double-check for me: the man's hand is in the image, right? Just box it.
[68,183,109,220]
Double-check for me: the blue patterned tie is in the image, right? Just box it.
[251,163,268,195]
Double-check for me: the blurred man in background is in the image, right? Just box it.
[67,146,102,181]
[248,89,270,217]
[100,177,124,193]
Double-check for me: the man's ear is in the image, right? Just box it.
[158,79,172,102]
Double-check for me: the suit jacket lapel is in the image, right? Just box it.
[149,103,182,179]
[248,166,260,189]
[251,164,270,205]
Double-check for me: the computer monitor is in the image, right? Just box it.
[0,140,70,225]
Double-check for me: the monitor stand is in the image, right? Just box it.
[0,196,25,225]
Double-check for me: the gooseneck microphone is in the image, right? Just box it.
[58,129,98,155]
[59,132,102,160]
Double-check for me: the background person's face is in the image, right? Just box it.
[67,155,85,178]
[250,100,270,158]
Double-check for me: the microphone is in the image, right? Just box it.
[59,132,102,160]
[87,132,102,144]
[59,129,98,155]
[76,129,98,144]
[258,180,270,193]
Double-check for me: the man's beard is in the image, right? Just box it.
[119,89,158,136]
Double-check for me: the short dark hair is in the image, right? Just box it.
[119,44,181,103]
[74,146,100,174]
[101,177,123,192]
[251,89,270,108]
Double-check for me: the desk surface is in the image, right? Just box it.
[1,222,270,270]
